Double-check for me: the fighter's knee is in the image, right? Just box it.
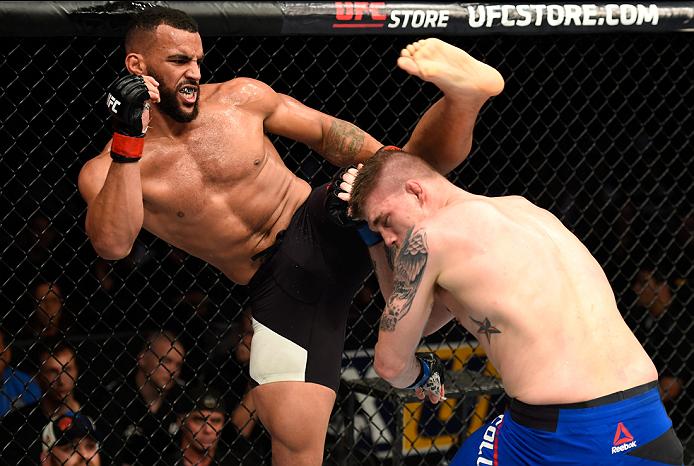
[272,439,324,466]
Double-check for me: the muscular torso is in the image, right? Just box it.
[128,81,310,284]
[433,195,657,404]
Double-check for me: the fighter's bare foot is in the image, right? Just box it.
[397,38,504,99]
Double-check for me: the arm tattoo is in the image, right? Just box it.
[380,228,429,332]
[469,316,501,344]
[323,120,365,164]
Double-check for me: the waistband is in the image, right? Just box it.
[251,230,286,263]
[250,183,328,265]
[509,381,658,432]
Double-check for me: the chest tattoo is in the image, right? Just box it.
[470,316,501,344]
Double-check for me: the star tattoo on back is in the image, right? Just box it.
[470,316,501,344]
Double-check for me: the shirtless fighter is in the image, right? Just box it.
[347,148,684,465]
[77,7,504,466]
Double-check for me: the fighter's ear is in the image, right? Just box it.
[405,179,424,202]
[125,53,146,76]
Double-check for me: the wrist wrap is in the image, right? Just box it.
[406,357,431,389]
[110,133,144,163]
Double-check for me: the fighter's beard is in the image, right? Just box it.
[150,73,199,123]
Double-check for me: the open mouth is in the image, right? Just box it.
[178,85,198,105]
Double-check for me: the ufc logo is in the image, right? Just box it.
[335,2,386,21]
[106,94,121,114]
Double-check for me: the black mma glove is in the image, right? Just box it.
[325,166,383,247]
[406,352,445,397]
[326,165,358,228]
[106,75,150,163]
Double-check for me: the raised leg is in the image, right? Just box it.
[399,38,505,174]
[252,381,337,466]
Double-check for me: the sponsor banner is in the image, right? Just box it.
[1,2,693,37]
[281,2,694,35]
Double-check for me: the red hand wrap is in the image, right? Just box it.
[111,133,144,160]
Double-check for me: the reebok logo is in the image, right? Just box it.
[611,422,637,454]
[614,422,634,446]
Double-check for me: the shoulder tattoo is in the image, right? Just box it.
[380,228,429,332]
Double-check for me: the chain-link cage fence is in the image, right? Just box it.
[1,2,693,465]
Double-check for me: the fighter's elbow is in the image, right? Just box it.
[85,216,138,260]
[374,346,407,385]
[89,236,132,260]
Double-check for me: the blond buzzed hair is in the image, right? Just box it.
[350,147,438,220]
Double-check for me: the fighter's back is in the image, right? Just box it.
[433,194,657,404]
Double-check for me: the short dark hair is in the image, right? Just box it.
[175,382,227,415]
[138,329,185,359]
[29,336,77,372]
[125,6,198,51]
